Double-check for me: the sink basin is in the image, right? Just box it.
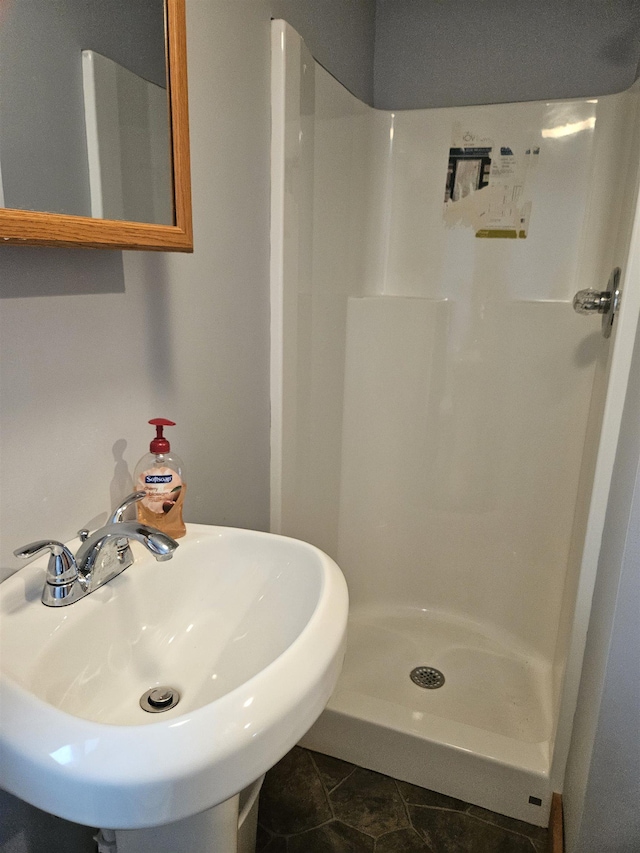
[0,524,348,828]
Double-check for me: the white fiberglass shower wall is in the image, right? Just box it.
[271,21,640,826]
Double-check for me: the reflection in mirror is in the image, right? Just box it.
[82,51,173,224]
[0,0,171,225]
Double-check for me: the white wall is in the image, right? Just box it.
[562,214,640,853]
[0,2,375,851]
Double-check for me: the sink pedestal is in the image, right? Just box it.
[108,773,264,853]
[112,796,239,853]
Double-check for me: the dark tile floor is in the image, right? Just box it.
[257,747,548,853]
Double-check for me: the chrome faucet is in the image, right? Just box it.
[13,492,179,607]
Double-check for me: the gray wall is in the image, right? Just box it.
[373,0,640,109]
[0,1,373,852]
[563,311,640,853]
[0,0,166,216]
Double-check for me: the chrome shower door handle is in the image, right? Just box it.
[573,267,621,339]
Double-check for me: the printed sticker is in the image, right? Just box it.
[443,126,539,239]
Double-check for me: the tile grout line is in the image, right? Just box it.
[398,799,546,851]
[462,800,549,842]
[306,749,379,841]
[327,765,357,795]
[284,815,337,838]
[374,821,437,853]
[307,749,339,819]
[410,800,544,831]
[394,777,414,827]
[393,778,435,851]
[461,810,547,847]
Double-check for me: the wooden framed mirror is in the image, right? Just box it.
[0,0,192,251]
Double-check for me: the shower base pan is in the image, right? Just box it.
[300,605,554,826]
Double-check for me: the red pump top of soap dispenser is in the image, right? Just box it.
[149,418,175,454]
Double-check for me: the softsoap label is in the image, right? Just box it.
[137,466,183,514]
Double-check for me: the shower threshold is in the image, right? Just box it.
[300,604,554,827]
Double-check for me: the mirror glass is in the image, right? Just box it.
[0,0,173,226]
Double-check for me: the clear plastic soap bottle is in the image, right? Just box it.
[134,418,186,538]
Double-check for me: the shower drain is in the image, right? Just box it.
[410,666,445,689]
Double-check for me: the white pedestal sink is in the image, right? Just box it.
[0,525,348,850]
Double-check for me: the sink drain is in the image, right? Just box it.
[410,666,445,689]
[140,686,180,713]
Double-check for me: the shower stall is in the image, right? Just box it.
[270,21,640,826]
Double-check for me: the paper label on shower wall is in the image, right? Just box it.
[443,124,539,238]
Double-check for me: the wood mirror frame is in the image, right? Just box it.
[0,0,192,252]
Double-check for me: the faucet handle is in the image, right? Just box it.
[13,540,78,585]
[109,491,146,524]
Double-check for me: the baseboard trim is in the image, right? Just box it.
[548,793,564,853]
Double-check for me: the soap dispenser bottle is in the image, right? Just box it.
[134,418,186,538]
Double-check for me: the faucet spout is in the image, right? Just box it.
[107,521,178,561]
[76,521,179,574]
